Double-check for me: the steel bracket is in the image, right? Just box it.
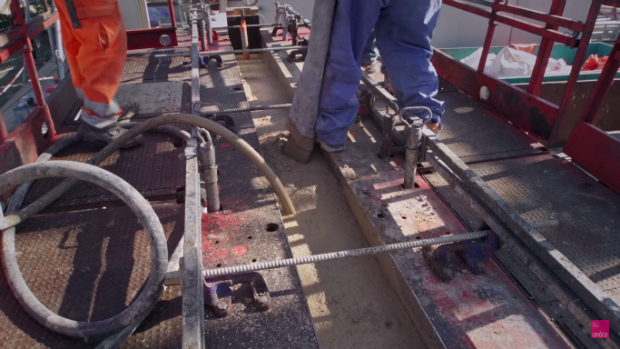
[203,272,270,317]
[423,232,499,282]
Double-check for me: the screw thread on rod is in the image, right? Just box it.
[204,230,490,277]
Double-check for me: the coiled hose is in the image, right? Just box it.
[0,113,296,231]
[0,161,168,338]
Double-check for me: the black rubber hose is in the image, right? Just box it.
[0,113,295,230]
[0,161,168,338]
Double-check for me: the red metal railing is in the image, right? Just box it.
[0,0,178,169]
[439,0,620,191]
[438,0,605,142]
[565,33,620,193]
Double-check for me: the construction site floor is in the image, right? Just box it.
[0,33,319,348]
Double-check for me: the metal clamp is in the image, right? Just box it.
[203,272,270,317]
[399,106,433,188]
[423,232,500,282]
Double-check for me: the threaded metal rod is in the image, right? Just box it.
[201,103,292,116]
[204,230,489,277]
[202,220,558,278]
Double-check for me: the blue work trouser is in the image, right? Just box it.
[316,0,445,147]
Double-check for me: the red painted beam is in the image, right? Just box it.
[582,35,620,124]
[493,2,584,32]
[444,0,578,47]
[127,27,178,50]
[432,48,559,139]
[552,0,603,141]
[565,122,620,193]
[528,0,567,96]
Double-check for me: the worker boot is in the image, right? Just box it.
[78,122,143,149]
[317,139,346,153]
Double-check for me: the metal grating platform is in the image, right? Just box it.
[470,155,620,300]
[196,52,319,348]
[437,92,542,161]
[0,202,184,348]
[23,133,186,211]
[122,49,191,84]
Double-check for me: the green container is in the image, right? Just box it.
[438,42,618,84]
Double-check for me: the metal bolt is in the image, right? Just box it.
[215,301,228,312]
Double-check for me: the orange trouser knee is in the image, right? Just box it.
[55,0,127,117]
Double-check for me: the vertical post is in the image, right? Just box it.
[240,15,249,60]
[167,0,177,28]
[403,120,423,189]
[551,0,602,140]
[527,0,566,95]
[581,36,620,124]
[282,0,337,163]
[477,0,499,72]
[54,21,66,80]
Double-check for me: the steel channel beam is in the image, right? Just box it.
[422,148,616,346]
[181,11,205,349]
[422,128,620,335]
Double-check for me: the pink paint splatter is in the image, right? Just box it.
[231,245,248,256]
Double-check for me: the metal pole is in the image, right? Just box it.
[477,0,499,72]
[527,0,567,95]
[54,21,66,80]
[197,129,220,212]
[153,45,307,58]
[167,0,177,28]
[283,0,337,163]
[552,0,602,140]
[399,107,431,189]
[240,15,250,60]
[198,19,207,50]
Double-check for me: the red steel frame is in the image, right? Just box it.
[438,0,620,192]
[0,0,178,172]
[126,0,179,50]
[564,33,620,193]
[438,0,604,141]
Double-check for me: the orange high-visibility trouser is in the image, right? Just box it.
[54,0,127,120]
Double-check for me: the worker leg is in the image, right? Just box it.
[375,0,444,125]
[315,0,383,148]
[55,0,127,128]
